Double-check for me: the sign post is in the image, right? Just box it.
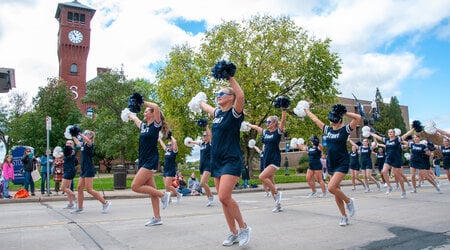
[46,116,51,196]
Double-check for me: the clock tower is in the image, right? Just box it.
[55,0,96,114]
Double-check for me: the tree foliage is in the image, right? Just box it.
[372,89,407,135]
[156,15,342,171]
[82,69,144,164]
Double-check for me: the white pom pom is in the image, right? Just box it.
[424,120,437,134]
[293,107,306,117]
[420,140,427,145]
[394,128,401,136]
[240,121,251,132]
[297,138,305,145]
[248,139,256,148]
[362,126,371,138]
[297,100,310,109]
[290,138,298,149]
[184,137,194,147]
[121,108,136,122]
[188,92,207,113]
[404,152,411,160]
[64,125,73,139]
[53,146,63,158]
[293,100,309,117]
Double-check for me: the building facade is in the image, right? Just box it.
[55,0,96,114]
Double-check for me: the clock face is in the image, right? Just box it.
[68,30,83,44]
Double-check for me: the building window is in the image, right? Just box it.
[70,64,78,74]
[68,12,86,24]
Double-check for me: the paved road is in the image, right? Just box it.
[1,181,449,250]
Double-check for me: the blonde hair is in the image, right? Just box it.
[268,115,279,125]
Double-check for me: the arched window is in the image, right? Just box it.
[70,64,78,74]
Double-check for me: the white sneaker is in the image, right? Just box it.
[206,196,214,207]
[161,192,171,209]
[318,192,327,198]
[238,226,251,247]
[222,233,238,246]
[70,208,83,214]
[307,192,317,198]
[176,193,183,203]
[272,204,282,213]
[264,191,271,197]
[63,203,75,209]
[386,187,393,195]
[383,183,388,188]
[436,187,443,194]
[102,201,111,213]
[410,188,417,193]
[376,182,381,191]
[145,217,162,226]
[401,192,406,199]
[346,198,355,217]
[339,216,349,226]
[274,191,282,204]
[364,189,372,193]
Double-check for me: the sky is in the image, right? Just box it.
[1,0,450,135]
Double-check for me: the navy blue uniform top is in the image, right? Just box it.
[138,121,162,170]
[382,136,403,167]
[307,146,322,170]
[63,154,78,175]
[199,142,212,172]
[409,142,428,168]
[164,148,178,170]
[439,146,450,168]
[262,128,283,168]
[376,152,385,167]
[359,146,373,167]
[349,151,360,168]
[80,142,94,171]
[211,107,244,177]
[323,124,352,172]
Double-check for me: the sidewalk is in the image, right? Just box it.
[0,180,315,204]
[2,176,446,204]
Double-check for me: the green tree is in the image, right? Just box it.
[156,15,342,174]
[82,69,146,165]
[373,89,407,135]
[6,79,82,155]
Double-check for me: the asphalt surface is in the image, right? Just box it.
[1,178,449,250]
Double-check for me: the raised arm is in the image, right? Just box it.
[346,112,362,131]
[229,77,244,114]
[158,138,166,151]
[305,109,325,131]
[171,136,178,151]
[247,124,263,134]
[279,109,287,132]
[401,128,415,141]
[437,128,450,137]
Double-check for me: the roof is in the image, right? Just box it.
[55,0,96,18]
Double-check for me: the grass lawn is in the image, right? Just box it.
[10,168,359,191]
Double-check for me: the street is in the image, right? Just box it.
[0,181,449,250]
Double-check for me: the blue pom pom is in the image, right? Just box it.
[69,125,81,137]
[197,118,208,127]
[211,60,236,80]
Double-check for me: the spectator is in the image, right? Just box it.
[40,150,54,195]
[1,154,14,199]
[188,172,202,195]
[21,147,37,196]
